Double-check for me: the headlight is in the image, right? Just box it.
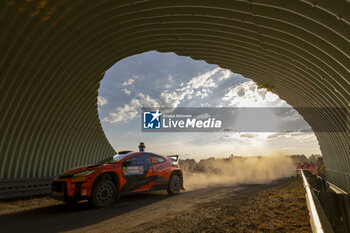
[72,170,98,177]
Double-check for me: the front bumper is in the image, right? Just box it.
[51,179,92,201]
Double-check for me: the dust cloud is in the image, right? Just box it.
[182,155,296,190]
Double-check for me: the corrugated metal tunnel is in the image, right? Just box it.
[0,0,349,191]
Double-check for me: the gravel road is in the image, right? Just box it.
[0,176,310,233]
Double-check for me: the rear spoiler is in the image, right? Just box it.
[167,155,179,164]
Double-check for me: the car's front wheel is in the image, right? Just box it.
[167,174,182,194]
[89,180,117,208]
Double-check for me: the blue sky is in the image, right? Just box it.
[98,51,321,159]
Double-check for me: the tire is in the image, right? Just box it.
[89,180,117,208]
[167,174,182,194]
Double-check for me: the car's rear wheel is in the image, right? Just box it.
[167,174,182,194]
[89,180,117,208]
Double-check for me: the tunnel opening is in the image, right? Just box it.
[98,51,322,189]
[98,51,321,158]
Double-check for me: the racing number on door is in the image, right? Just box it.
[151,156,157,164]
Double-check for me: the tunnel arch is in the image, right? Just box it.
[0,0,349,191]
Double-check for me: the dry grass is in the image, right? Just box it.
[133,176,311,233]
[241,177,311,233]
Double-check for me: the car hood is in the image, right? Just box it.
[62,164,109,175]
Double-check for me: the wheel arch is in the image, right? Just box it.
[92,171,120,191]
[170,170,184,189]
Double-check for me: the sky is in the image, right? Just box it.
[98,51,321,160]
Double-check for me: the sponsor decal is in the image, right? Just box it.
[153,162,171,172]
[151,157,157,164]
[81,189,87,196]
[123,166,144,175]
[72,177,86,182]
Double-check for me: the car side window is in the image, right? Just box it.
[156,156,165,163]
[150,155,166,164]
[123,155,147,167]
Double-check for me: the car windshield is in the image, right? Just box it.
[97,154,130,164]
[113,154,129,162]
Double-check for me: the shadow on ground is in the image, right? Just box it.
[0,191,171,233]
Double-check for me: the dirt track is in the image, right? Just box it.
[0,176,310,233]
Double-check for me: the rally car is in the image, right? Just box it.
[51,151,184,208]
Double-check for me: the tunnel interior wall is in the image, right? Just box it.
[0,0,349,191]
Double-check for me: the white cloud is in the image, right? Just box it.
[106,68,224,122]
[159,90,186,107]
[122,88,131,95]
[218,69,232,81]
[267,132,316,142]
[103,103,139,123]
[165,84,171,89]
[187,67,219,89]
[222,81,287,107]
[104,68,287,124]
[220,131,317,148]
[195,89,213,98]
[103,93,158,123]
[136,93,159,107]
[122,78,134,86]
[159,67,223,107]
[97,96,108,106]
[196,113,211,119]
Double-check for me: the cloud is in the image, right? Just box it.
[122,78,134,86]
[159,67,223,107]
[122,88,131,95]
[159,90,187,107]
[187,67,219,89]
[136,93,159,107]
[196,113,211,120]
[104,68,284,124]
[194,89,213,98]
[103,103,139,123]
[267,132,316,142]
[217,69,232,81]
[220,131,316,147]
[222,81,288,107]
[103,93,158,123]
[240,133,257,138]
[97,96,108,106]
[104,68,227,123]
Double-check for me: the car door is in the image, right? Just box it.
[148,154,171,186]
[120,154,151,192]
